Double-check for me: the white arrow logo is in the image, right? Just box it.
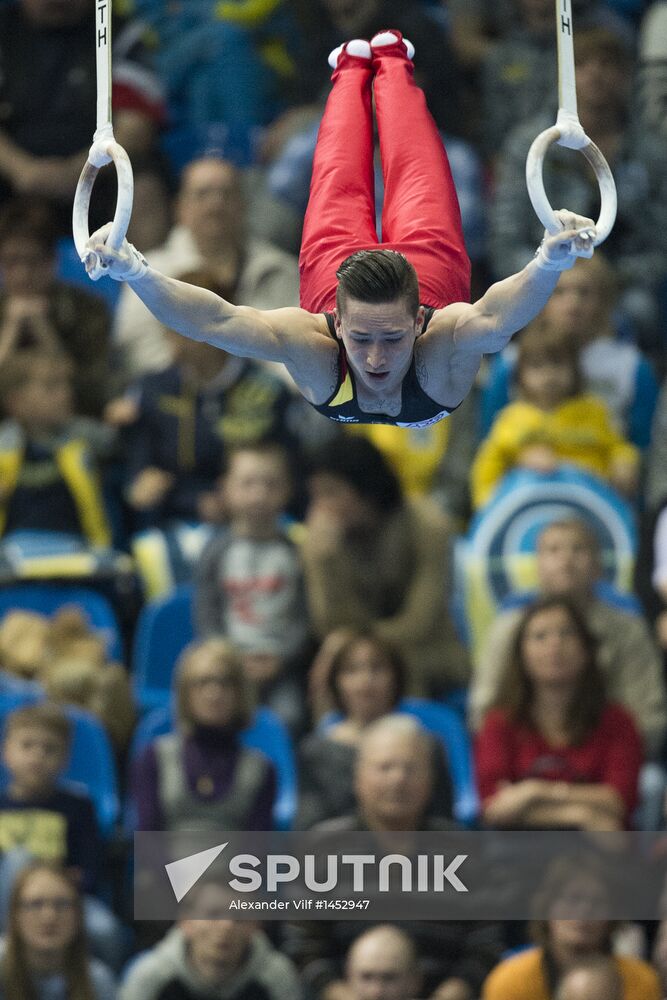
[165,842,228,902]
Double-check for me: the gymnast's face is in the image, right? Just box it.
[334,297,424,396]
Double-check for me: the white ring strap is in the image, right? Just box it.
[72,0,134,260]
[525,0,617,246]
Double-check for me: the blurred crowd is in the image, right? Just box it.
[0,0,667,997]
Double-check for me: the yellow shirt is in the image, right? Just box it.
[471,394,638,510]
[482,948,661,1000]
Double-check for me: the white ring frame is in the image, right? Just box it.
[526,125,618,246]
[72,140,134,259]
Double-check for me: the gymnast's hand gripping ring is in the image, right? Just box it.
[525,0,617,246]
[72,0,134,263]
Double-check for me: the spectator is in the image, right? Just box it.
[344,389,479,521]
[119,881,302,1000]
[133,0,296,156]
[0,199,114,417]
[300,437,469,696]
[298,630,406,828]
[480,0,557,159]
[475,596,643,830]
[0,349,114,548]
[646,375,667,513]
[314,713,455,833]
[113,156,300,377]
[447,0,631,72]
[125,162,175,258]
[326,925,420,1000]
[555,957,623,1000]
[0,0,163,231]
[0,705,100,892]
[285,715,503,999]
[637,2,667,145]
[481,255,659,448]
[489,27,667,344]
[118,271,299,527]
[470,517,667,757]
[651,503,667,656]
[482,863,660,999]
[0,703,125,971]
[0,861,116,1000]
[448,0,528,80]
[651,919,667,997]
[195,441,309,732]
[477,0,637,155]
[131,638,276,832]
[470,324,639,510]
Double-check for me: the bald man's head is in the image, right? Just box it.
[354,716,435,830]
[555,957,622,1000]
[177,157,245,245]
[346,925,419,1000]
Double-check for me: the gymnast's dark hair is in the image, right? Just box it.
[336,250,420,316]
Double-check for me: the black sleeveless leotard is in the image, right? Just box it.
[308,308,457,427]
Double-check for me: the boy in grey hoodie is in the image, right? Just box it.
[195,442,310,732]
[119,883,303,1000]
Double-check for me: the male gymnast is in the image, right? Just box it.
[84,31,596,428]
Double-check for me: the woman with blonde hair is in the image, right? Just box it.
[0,861,116,1000]
[131,638,276,832]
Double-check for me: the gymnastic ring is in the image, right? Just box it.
[525,125,617,247]
[72,140,134,259]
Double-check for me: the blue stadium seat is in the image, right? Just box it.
[60,705,120,837]
[0,583,123,661]
[319,698,479,826]
[130,703,173,758]
[0,700,120,837]
[241,707,298,831]
[129,704,297,830]
[0,688,41,715]
[132,584,195,711]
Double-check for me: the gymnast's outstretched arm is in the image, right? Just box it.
[84,225,335,393]
[419,210,596,406]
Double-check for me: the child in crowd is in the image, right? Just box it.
[0,349,114,547]
[471,325,639,510]
[0,606,136,754]
[113,268,301,596]
[195,442,309,732]
[117,269,297,529]
[0,703,125,970]
[481,255,659,449]
[0,198,113,418]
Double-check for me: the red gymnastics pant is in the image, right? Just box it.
[298,37,471,314]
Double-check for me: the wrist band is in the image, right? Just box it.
[120,245,149,282]
[533,242,575,272]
